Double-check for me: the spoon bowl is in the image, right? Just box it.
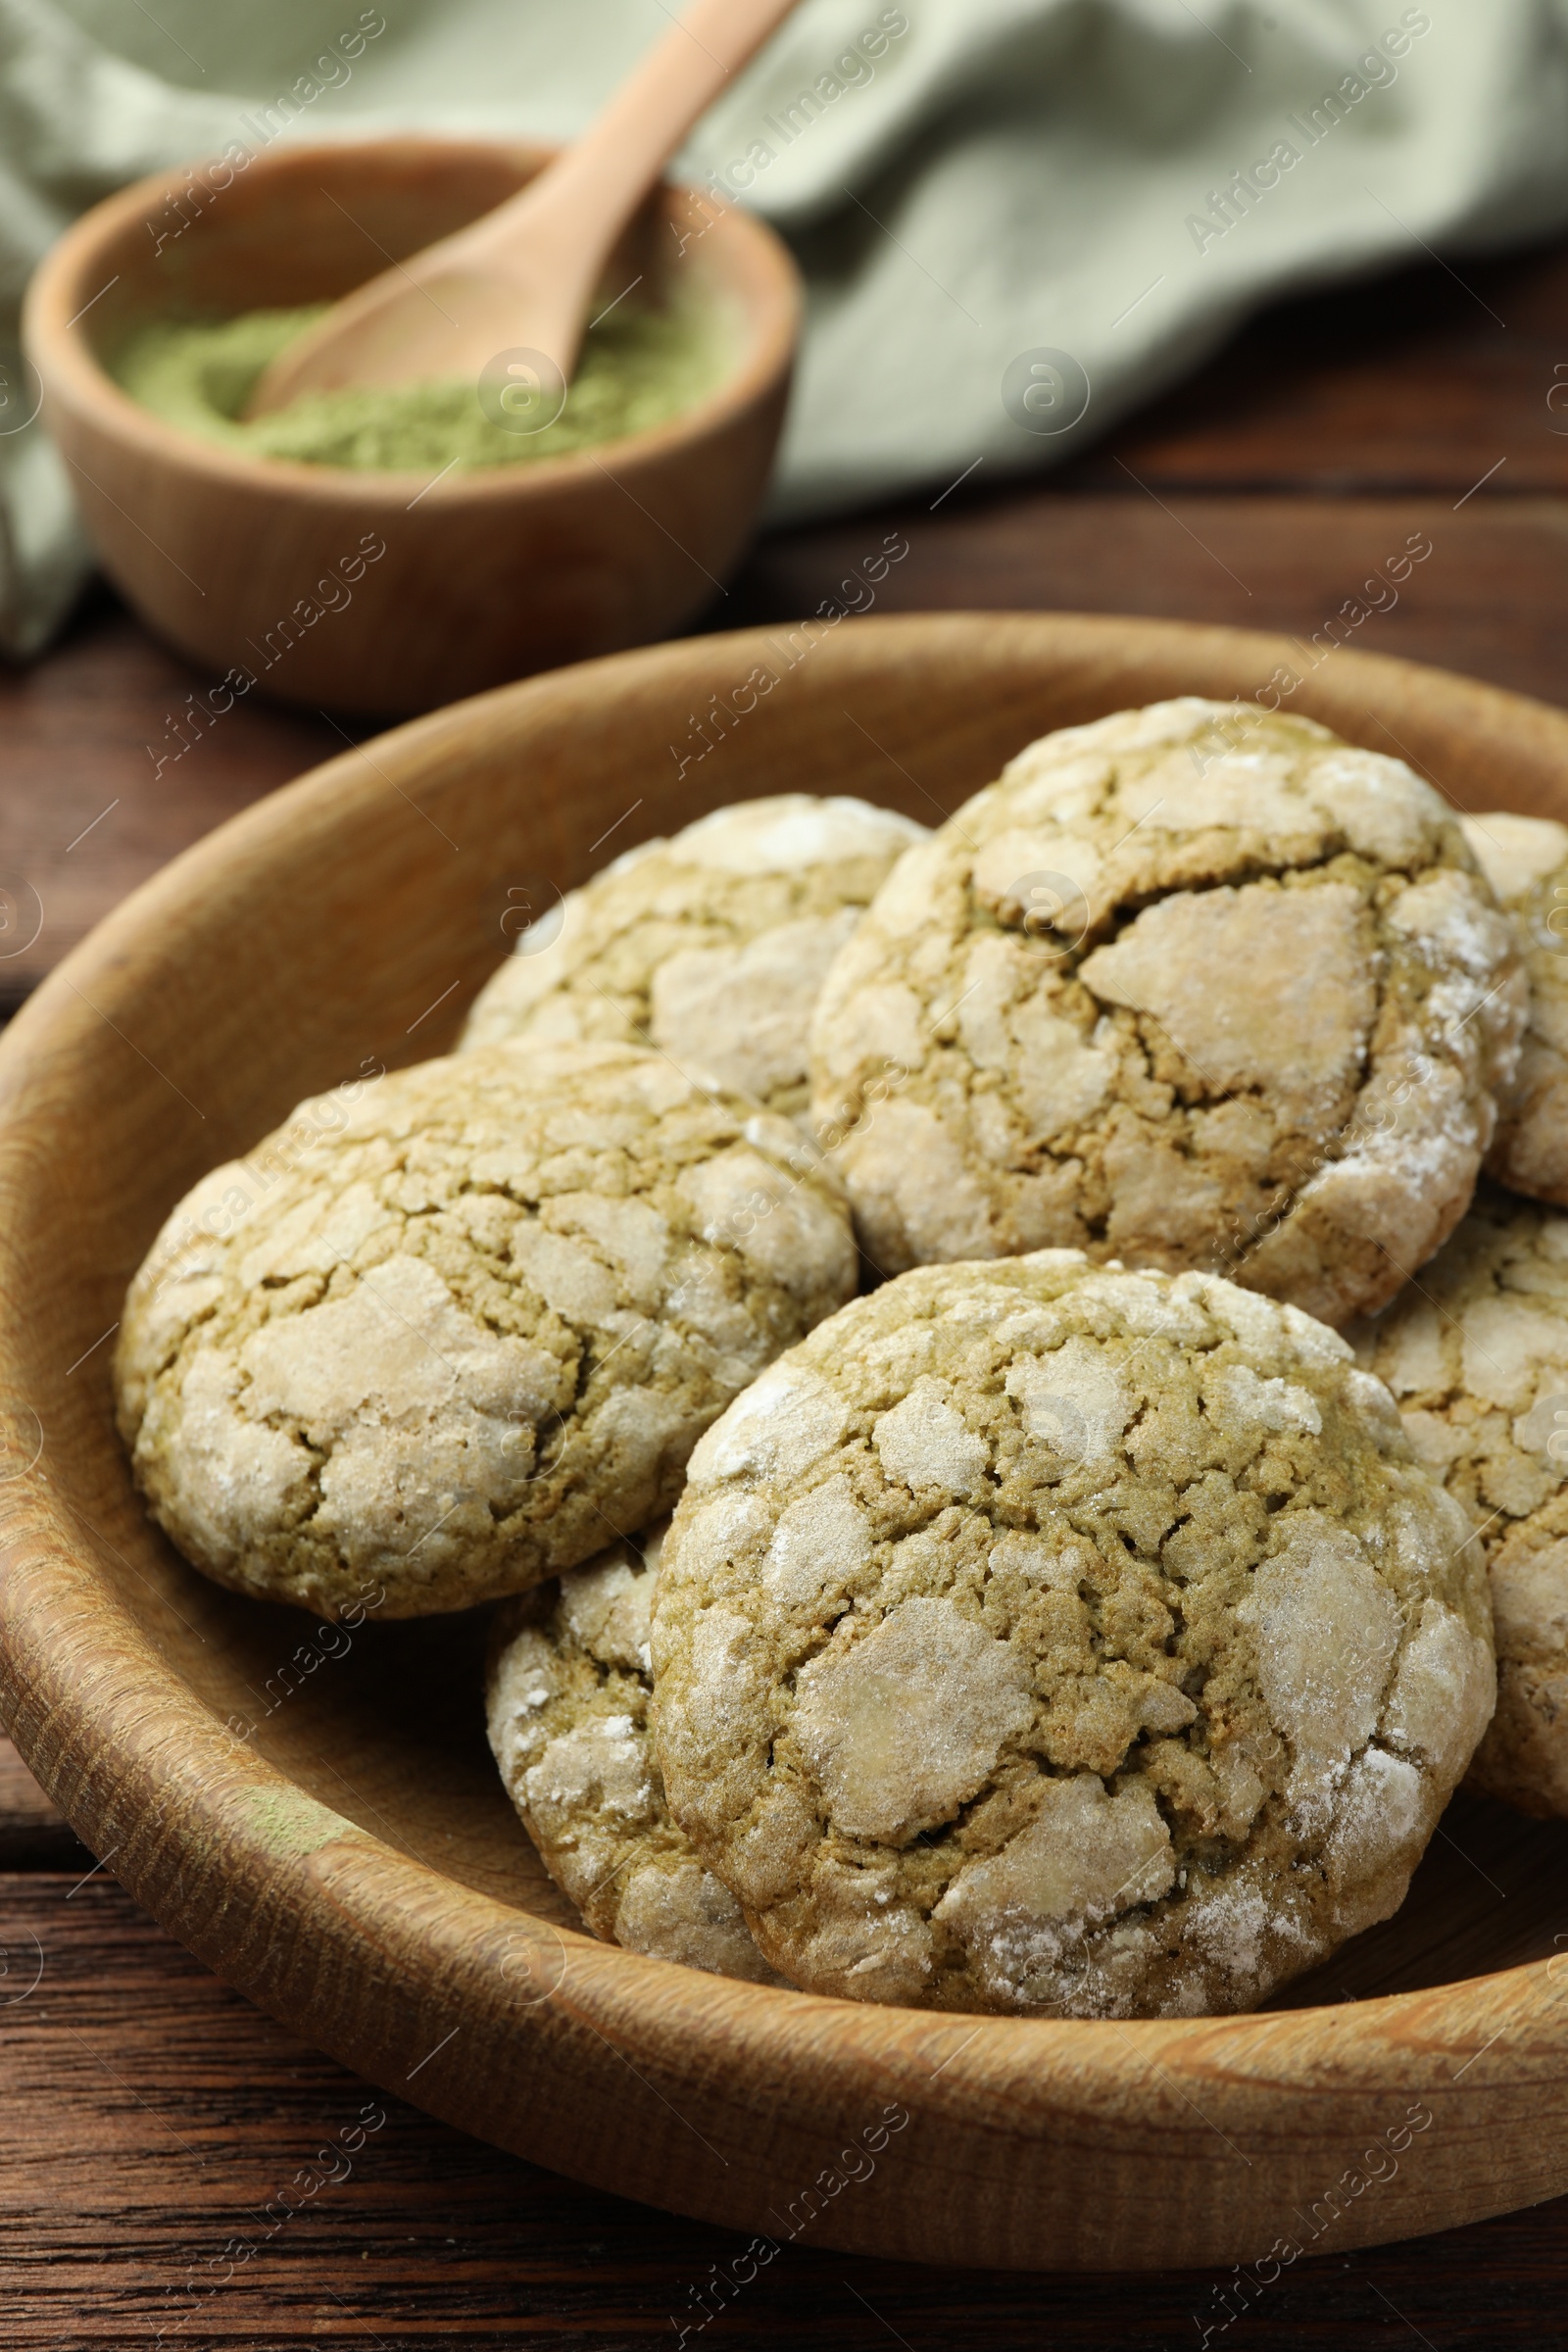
[24,137,799,716]
[242,0,803,417]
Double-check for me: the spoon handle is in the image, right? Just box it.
[449,0,804,362]
[531,0,805,222]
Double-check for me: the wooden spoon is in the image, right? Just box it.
[244,0,802,419]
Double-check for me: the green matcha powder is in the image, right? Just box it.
[112,298,729,471]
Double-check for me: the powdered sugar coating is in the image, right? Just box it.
[115,1041,856,1617]
[652,1252,1494,2018]
[1349,1183,1568,1815]
[810,702,1525,1326]
[461,795,927,1121]
[1460,812,1568,1204]
[486,1522,784,1982]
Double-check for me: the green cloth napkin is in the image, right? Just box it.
[4,0,1568,655]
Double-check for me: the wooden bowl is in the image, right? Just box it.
[4,612,1568,2275]
[22,138,798,715]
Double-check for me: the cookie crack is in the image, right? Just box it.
[981,841,1401,976]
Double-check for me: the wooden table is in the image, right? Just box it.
[4,233,1567,2347]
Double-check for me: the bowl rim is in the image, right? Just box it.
[22,132,802,503]
[4,610,1568,2272]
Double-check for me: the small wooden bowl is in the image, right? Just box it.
[23,138,798,715]
[4,612,1568,2274]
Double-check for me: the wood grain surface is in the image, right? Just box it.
[0,1809,1560,2346]
[2,226,1568,2344]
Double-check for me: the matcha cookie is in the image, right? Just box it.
[652,1252,1494,2018]
[810,701,1525,1326]
[115,1042,857,1619]
[1459,812,1568,1204]
[487,1520,784,1981]
[462,795,927,1122]
[1349,1184,1568,1817]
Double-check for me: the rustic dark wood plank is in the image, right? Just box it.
[729,490,1568,719]
[1076,237,1568,493]
[0,1869,1559,2346]
[0,589,341,1007]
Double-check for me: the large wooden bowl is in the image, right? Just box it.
[4,613,1568,2275]
[23,138,798,715]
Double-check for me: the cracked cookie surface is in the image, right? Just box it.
[1348,1183,1568,1817]
[115,1041,857,1618]
[1460,812,1568,1205]
[651,1252,1494,2018]
[462,795,927,1122]
[809,701,1525,1326]
[487,1520,784,1982]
